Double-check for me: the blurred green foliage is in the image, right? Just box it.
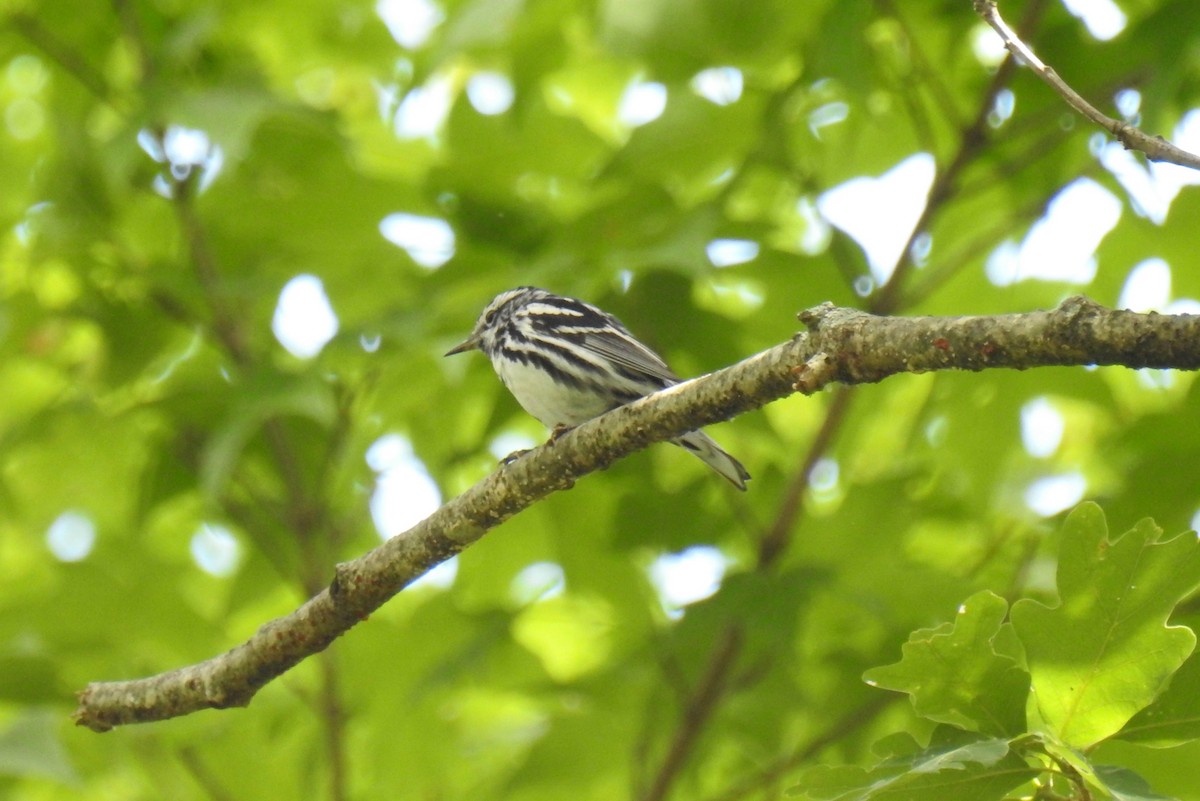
[3,0,1200,798]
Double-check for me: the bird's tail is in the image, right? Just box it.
[674,430,751,491]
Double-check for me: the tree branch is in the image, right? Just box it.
[973,0,1200,170]
[73,297,1200,731]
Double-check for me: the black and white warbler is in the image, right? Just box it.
[446,287,750,490]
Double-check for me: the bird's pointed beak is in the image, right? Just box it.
[444,334,481,357]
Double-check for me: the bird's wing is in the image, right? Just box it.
[578,326,680,387]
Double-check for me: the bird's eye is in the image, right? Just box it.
[483,309,497,326]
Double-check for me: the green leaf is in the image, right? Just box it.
[864,590,1029,737]
[1011,503,1200,748]
[1039,737,1178,801]
[1092,765,1178,801]
[1117,655,1200,748]
[790,730,1036,801]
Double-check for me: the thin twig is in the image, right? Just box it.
[173,178,252,367]
[871,0,1047,315]
[699,695,893,801]
[8,12,125,110]
[638,626,743,801]
[177,747,238,801]
[757,386,856,569]
[319,653,348,801]
[111,0,155,85]
[973,0,1200,170]
[877,0,968,131]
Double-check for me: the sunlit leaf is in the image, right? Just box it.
[864,591,1029,737]
[1011,504,1200,748]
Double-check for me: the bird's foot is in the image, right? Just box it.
[498,425,573,465]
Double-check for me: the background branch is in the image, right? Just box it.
[638,625,743,801]
[171,165,350,801]
[7,11,124,109]
[74,297,1200,732]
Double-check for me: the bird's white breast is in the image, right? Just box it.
[492,356,612,428]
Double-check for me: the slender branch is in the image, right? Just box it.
[318,653,348,801]
[111,0,155,85]
[173,168,348,800]
[174,179,252,367]
[177,746,238,801]
[871,0,1046,315]
[73,297,1200,731]
[757,386,855,570]
[648,352,839,797]
[974,0,1200,170]
[638,626,743,801]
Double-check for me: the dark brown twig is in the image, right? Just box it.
[8,12,124,109]
[638,626,743,801]
[173,178,252,367]
[318,653,348,801]
[177,746,238,801]
[757,387,855,570]
[699,695,894,801]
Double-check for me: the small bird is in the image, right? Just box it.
[445,287,750,490]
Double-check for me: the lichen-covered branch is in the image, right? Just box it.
[73,297,1200,731]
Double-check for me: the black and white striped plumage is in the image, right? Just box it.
[446,287,750,490]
